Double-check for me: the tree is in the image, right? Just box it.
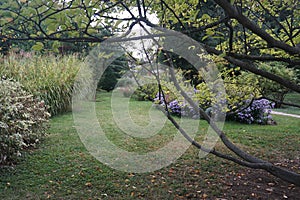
[1,0,299,186]
[97,55,128,91]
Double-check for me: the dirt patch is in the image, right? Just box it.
[216,158,300,200]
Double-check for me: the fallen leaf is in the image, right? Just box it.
[85,182,92,187]
[266,188,273,192]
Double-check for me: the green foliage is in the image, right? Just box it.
[0,52,84,115]
[97,56,128,92]
[116,78,134,87]
[0,35,10,55]
[116,78,135,97]
[255,62,299,107]
[98,67,122,92]
[130,70,191,102]
[0,0,114,47]
[0,78,50,164]
[132,83,159,101]
[195,68,260,112]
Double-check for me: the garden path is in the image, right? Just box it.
[271,111,300,119]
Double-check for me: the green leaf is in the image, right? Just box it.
[32,42,44,51]
[218,52,227,58]
[114,20,123,28]
[202,35,209,41]
[51,41,60,53]
[201,14,210,20]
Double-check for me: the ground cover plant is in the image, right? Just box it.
[0,92,299,199]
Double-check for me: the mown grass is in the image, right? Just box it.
[0,91,299,199]
[284,92,300,105]
[274,92,300,115]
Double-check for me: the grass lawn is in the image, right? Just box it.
[0,92,299,199]
[273,92,300,115]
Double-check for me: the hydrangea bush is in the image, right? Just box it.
[0,78,50,164]
[155,89,275,125]
[154,92,199,119]
[231,99,275,124]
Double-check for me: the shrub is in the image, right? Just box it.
[116,78,135,97]
[0,78,50,164]
[154,90,199,118]
[230,98,275,125]
[255,62,299,108]
[132,83,159,101]
[0,52,83,115]
[167,100,199,118]
[152,68,275,123]
[195,68,260,112]
[193,68,278,124]
[0,35,10,55]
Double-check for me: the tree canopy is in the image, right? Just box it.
[1,0,299,90]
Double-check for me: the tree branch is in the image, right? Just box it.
[213,0,300,55]
[224,19,233,52]
[166,53,300,186]
[160,0,186,30]
[204,45,300,93]
[226,53,300,67]
[263,96,300,109]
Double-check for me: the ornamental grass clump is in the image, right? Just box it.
[0,52,84,115]
[0,78,50,164]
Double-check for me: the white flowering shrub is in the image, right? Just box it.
[0,78,50,164]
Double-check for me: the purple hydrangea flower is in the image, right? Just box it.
[234,98,274,124]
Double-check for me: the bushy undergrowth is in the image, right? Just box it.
[255,62,299,107]
[0,78,50,164]
[154,93,199,118]
[195,68,260,112]
[228,98,275,124]
[0,52,84,115]
[132,83,159,101]
[136,68,276,124]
